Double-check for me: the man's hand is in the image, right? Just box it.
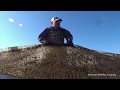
[38,38,49,45]
[41,40,49,45]
[66,39,74,47]
[67,42,74,46]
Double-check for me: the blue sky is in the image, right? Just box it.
[0,11,120,54]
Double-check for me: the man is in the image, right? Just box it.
[38,17,74,46]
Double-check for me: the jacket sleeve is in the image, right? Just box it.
[38,28,50,44]
[64,29,74,46]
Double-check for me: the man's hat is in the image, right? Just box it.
[51,17,62,22]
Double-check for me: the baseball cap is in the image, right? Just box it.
[51,17,62,22]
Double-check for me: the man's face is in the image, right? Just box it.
[52,20,61,27]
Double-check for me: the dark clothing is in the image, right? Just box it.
[38,26,74,46]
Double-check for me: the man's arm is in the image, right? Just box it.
[38,28,50,44]
[64,30,74,46]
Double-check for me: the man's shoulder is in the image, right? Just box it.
[59,27,68,31]
[45,26,68,32]
[43,27,52,31]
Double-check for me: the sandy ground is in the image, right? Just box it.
[0,45,120,79]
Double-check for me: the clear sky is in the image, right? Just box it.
[0,11,120,54]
